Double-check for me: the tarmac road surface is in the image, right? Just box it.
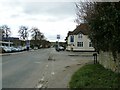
[2,48,94,88]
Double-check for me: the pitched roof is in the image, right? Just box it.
[73,23,89,35]
[65,31,73,40]
[68,31,73,35]
[65,23,89,40]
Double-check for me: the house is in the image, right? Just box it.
[66,23,95,51]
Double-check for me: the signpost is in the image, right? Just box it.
[56,34,60,51]
[26,40,30,51]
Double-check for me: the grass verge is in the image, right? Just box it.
[69,64,120,88]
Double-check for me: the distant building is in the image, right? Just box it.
[2,37,19,41]
[2,37,21,47]
[66,23,95,51]
[0,30,2,41]
[0,30,22,47]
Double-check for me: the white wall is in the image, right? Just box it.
[73,34,94,51]
[66,35,75,50]
[66,34,95,51]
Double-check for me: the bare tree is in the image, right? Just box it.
[18,26,29,40]
[0,25,11,38]
[75,1,95,24]
[30,27,44,40]
[30,27,45,48]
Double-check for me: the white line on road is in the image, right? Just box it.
[34,62,41,64]
[36,84,43,88]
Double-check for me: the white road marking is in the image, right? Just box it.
[34,62,41,64]
[40,76,45,82]
[46,65,48,67]
[37,84,43,88]
[51,72,55,75]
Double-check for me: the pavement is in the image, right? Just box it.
[2,48,94,88]
[0,49,35,56]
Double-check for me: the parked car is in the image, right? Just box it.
[14,47,20,52]
[59,46,65,51]
[34,47,38,50]
[0,46,12,53]
[17,46,23,52]
[22,46,27,51]
[10,46,17,52]
[0,46,5,53]
[55,46,65,51]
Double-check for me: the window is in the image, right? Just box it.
[77,42,83,47]
[89,42,93,47]
[70,35,74,42]
[78,33,82,39]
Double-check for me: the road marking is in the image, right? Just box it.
[40,76,45,82]
[36,84,43,88]
[51,72,55,75]
[2,60,11,65]
[34,62,41,64]
[35,55,56,88]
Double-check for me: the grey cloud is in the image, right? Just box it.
[1,0,23,8]
[46,33,65,42]
[10,14,20,18]
[23,2,76,18]
[3,1,76,22]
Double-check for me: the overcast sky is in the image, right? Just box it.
[0,0,79,42]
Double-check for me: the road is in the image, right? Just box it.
[2,48,94,88]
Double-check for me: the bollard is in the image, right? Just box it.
[93,53,97,64]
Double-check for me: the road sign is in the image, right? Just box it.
[57,35,60,39]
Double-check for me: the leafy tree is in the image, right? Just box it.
[76,2,120,60]
[18,26,29,40]
[0,25,11,38]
